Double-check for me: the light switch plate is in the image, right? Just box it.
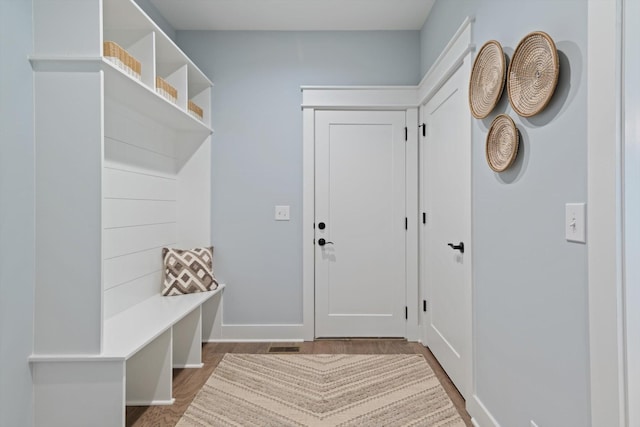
[565,203,586,243]
[275,205,290,221]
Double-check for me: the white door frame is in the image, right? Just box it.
[414,16,478,416]
[623,0,639,425]
[587,0,628,426]
[419,34,474,405]
[301,86,420,341]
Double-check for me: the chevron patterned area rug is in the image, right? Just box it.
[176,354,465,427]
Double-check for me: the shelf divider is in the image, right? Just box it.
[127,31,156,90]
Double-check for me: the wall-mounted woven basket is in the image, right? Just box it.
[486,114,519,172]
[507,31,559,117]
[469,40,507,119]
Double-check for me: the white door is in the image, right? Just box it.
[315,110,406,338]
[421,63,472,397]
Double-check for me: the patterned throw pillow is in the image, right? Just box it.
[162,246,219,296]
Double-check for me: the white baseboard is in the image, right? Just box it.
[173,363,204,369]
[206,324,307,342]
[468,394,500,427]
[126,398,175,406]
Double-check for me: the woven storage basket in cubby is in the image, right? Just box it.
[188,100,204,120]
[156,77,178,104]
[103,41,141,81]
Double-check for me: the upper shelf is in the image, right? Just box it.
[102,59,213,135]
[103,0,212,98]
[29,56,213,136]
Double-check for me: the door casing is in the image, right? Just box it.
[301,87,420,342]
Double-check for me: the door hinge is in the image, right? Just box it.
[405,217,408,230]
[405,127,408,141]
[423,300,427,312]
[422,212,426,224]
[405,306,408,320]
[419,123,426,137]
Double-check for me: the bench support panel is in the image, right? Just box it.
[126,328,173,405]
[173,306,203,368]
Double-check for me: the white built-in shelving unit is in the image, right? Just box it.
[30,1,220,426]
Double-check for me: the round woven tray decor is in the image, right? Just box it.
[507,31,559,117]
[469,40,506,119]
[486,114,519,172]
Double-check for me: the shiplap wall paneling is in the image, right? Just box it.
[105,138,176,175]
[103,100,179,318]
[103,247,163,291]
[103,222,176,259]
[104,167,177,200]
[105,100,177,154]
[103,271,165,318]
[103,199,176,229]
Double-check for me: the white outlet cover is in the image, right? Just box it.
[275,205,290,221]
[565,202,586,243]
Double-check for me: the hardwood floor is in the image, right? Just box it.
[126,340,473,426]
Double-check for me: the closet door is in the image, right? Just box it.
[421,60,472,399]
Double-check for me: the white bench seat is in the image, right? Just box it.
[29,284,225,427]
[103,284,225,359]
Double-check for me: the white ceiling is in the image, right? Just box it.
[149,0,435,31]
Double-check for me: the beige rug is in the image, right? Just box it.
[176,354,465,427]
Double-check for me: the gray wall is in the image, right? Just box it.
[0,0,34,426]
[421,1,589,426]
[134,0,176,41]
[176,31,421,324]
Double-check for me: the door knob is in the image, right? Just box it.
[318,238,334,246]
[447,242,464,253]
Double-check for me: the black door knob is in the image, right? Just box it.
[447,242,464,253]
[318,238,334,246]
[318,222,326,230]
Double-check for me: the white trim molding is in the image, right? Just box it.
[203,295,307,341]
[208,324,306,342]
[623,0,640,425]
[587,0,626,426]
[417,16,474,106]
[301,86,419,110]
[467,395,500,427]
[405,107,420,342]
